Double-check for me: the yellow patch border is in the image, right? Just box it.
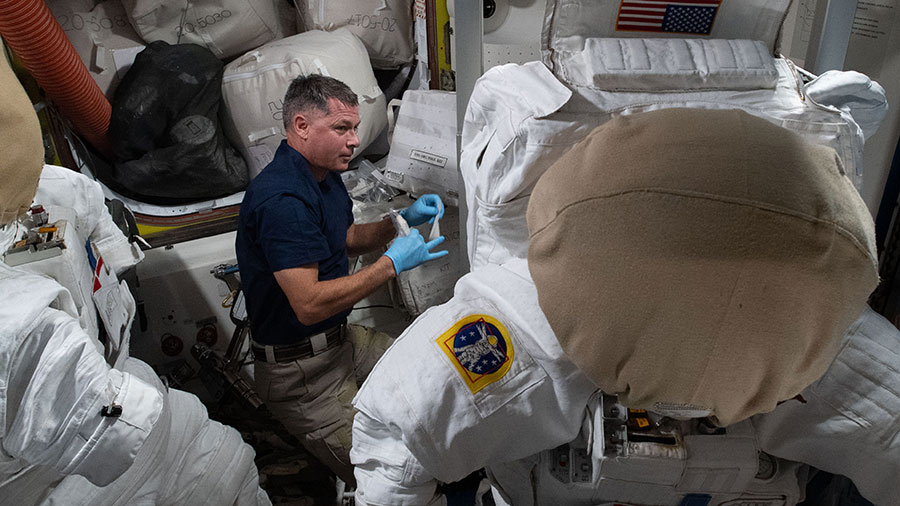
[436,314,514,394]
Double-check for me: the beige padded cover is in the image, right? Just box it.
[527,108,878,426]
[296,0,414,69]
[221,29,387,177]
[0,47,44,226]
[121,0,291,59]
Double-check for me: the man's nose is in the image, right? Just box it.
[348,129,360,148]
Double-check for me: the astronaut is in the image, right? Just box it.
[0,49,271,505]
[350,108,900,506]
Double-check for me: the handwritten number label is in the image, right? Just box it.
[347,13,398,32]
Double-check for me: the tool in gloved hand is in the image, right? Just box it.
[391,198,443,241]
[428,210,440,241]
[386,205,447,274]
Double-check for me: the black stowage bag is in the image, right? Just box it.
[106,41,248,204]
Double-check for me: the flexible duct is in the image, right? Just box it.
[0,0,113,156]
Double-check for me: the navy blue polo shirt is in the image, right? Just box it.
[235,141,354,345]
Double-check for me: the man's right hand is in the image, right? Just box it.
[384,229,449,275]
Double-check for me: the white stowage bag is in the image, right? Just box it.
[383,90,459,206]
[397,206,462,316]
[46,0,146,98]
[120,0,291,59]
[295,0,414,69]
[221,28,387,177]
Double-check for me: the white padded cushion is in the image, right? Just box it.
[295,0,414,69]
[221,29,387,178]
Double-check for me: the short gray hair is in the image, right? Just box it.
[282,74,358,130]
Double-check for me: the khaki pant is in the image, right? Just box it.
[254,324,394,486]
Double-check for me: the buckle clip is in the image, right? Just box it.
[101,403,123,417]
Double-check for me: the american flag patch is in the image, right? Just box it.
[616,0,722,35]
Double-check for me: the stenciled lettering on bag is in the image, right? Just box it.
[176,9,232,37]
[409,149,447,168]
[268,99,284,122]
[57,13,130,32]
[347,13,398,32]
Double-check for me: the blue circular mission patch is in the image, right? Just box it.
[437,314,515,394]
[453,319,508,375]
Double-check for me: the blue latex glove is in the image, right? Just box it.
[384,229,449,274]
[400,194,444,226]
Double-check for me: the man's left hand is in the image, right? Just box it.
[400,194,444,226]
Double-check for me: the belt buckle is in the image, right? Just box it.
[309,332,329,355]
[264,345,276,363]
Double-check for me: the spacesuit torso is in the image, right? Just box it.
[8,164,143,365]
[352,259,597,505]
[462,40,885,271]
[353,258,900,506]
[352,260,813,506]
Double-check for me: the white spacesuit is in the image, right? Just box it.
[0,48,271,506]
[350,104,896,506]
[350,3,897,503]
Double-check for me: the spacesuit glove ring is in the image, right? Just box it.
[384,229,449,275]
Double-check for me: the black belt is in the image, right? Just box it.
[252,324,345,363]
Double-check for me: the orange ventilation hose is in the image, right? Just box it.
[0,0,113,157]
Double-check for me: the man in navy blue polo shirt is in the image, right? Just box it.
[235,74,447,486]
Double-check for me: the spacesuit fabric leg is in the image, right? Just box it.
[35,359,270,506]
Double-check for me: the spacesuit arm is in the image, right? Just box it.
[351,410,443,506]
[3,306,163,486]
[805,71,888,141]
[752,306,900,506]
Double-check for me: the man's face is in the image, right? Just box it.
[302,98,361,174]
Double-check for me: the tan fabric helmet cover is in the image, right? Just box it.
[527,108,878,426]
[0,46,44,226]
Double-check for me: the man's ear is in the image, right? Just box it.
[291,113,310,141]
